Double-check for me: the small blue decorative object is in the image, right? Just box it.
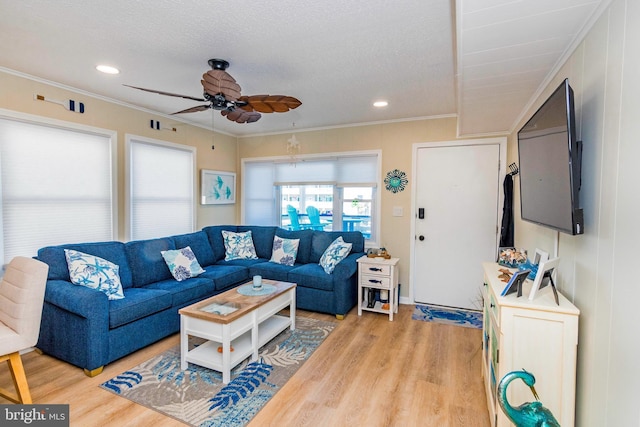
[498,370,560,427]
[518,261,539,280]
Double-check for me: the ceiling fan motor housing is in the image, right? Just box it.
[204,92,233,110]
[208,58,230,70]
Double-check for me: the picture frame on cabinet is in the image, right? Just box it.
[500,269,530,297]
[201,170,236,205]
[528,257,560,302]
[533,248,549,264]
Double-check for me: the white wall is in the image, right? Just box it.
[513,0,640,425]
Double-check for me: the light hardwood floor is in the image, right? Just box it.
[0,304,490,427]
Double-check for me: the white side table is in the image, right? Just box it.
[356,255,400,321]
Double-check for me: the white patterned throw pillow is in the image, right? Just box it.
[269,236,300,266]
[64,249,125,300]
[319,236,353,274]
[161,246,205,281]
[222,230,258,261]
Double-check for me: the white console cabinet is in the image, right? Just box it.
[481,262,579,426]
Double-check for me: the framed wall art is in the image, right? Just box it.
[201,169,236,205]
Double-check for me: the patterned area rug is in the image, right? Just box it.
[412,304,483,329]
[100,316,335,427]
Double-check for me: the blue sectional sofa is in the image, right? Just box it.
[35,225,364,375]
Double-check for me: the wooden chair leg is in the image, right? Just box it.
[0,351,32,404]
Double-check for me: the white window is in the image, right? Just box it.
[126,135,196,240]
[243,151,380,244]
[0,113,116,265]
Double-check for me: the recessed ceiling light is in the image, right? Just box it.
[96,65,120,75]
[373,100,388,108]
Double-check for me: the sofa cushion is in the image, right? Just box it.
[222,230,258,261]
[310,231,364,263]
[250,261,297,282]
[203,225,236,261]
[109,287,172,329]
[125,237,175,287]
[319,236,353,274]
[142,277,214,307]
[38,241,133,288]
[275,228,313,264]
[172,231,215,266]
[161,246,205,281]
[199,265,250,291]
[64,249,125,300]
[237,226,276,259]
[269,236,300,266]
[288,264,335,291]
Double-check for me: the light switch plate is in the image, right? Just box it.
[393,206,403,217]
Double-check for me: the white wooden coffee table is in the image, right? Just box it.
[179,280,296,383]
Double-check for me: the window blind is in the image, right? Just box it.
[243,153,379,225]
[243,161,276,225]
[128,136,195,240]
[0,117,115,264]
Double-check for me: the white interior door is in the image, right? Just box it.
[413,143,500,310]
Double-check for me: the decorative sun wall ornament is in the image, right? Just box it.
[384,169,408,193]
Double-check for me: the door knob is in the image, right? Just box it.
[418,235,425,241]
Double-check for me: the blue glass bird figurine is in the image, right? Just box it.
[498,370,561,427]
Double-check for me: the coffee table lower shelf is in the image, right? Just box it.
[183,315,291,374]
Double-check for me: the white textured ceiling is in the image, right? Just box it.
[0,0,606,137]
[456,0,606,135]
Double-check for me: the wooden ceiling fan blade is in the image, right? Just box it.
[203,69,238,84]
[123,84,205,102]
[242,95,302,113]
[221,109,261,123]
[202,70,241,98]
[202,73,241,92]
[170,104,210,114]
[243,112,261,123]
[201,80,240,101]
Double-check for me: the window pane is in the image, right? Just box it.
[280,185,333,230]
[0,117,114,263]
[341,187,373,239]
[343,187,373,200]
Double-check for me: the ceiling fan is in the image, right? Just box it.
[124,59,302,123]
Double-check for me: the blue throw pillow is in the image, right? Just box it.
[64,249,125,300]
[269,236,300,266]
[222,230,258,261]
[319,236,352,274]
[161,246,205,281]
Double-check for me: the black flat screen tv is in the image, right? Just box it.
[517,78,583,235]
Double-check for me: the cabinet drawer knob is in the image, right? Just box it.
[368,279,382,284]
[369,267,383,272]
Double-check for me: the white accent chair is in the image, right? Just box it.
[0,256,49,404]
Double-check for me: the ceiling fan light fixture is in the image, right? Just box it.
[96,64,120,75]
[373,100,388,108]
